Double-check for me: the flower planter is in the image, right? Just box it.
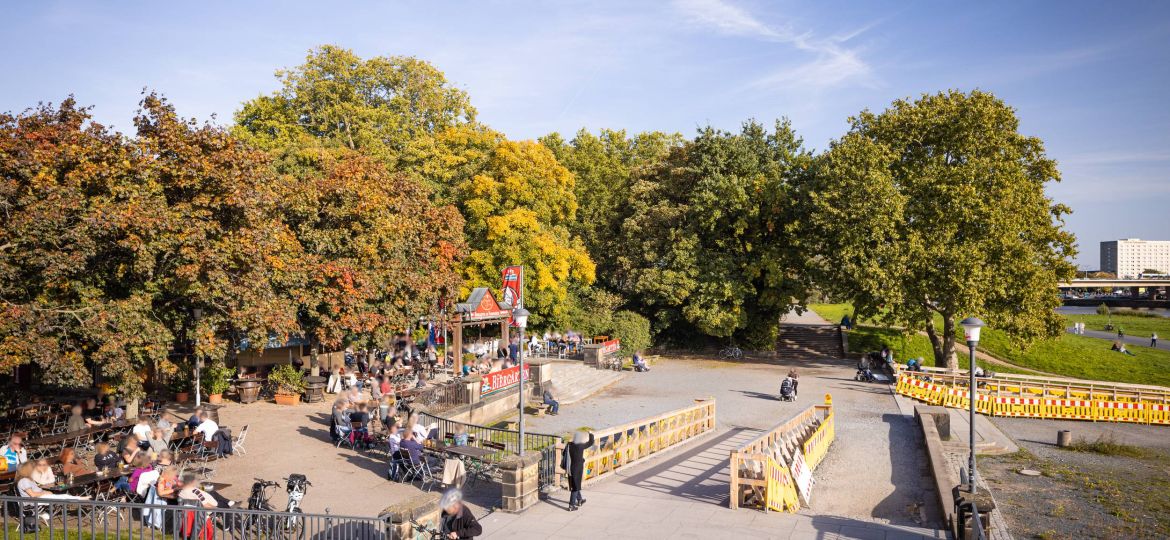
[208,393,223,404]
[174,392,190,403]
[274,393,300,406]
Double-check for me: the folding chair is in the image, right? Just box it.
[232,425,249,456]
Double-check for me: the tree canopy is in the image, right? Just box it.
[799,90,1077,367]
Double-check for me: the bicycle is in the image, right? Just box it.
[280,474,310,539]
[409,518,445,540]
[718,346,743,360]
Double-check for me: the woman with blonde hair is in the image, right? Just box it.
[15,461,88,501]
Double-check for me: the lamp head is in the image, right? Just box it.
[959,317,984,343]
[513,306,530,329]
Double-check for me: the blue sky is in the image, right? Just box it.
[3,0,1169,267]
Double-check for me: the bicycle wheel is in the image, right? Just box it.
[280,507,305,540]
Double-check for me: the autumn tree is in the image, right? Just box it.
[616,121,812,347]
[0,95,303,396]
[799,90,1077,368]
[271,147,465,350]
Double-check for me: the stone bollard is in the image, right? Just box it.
[500,450,543,513]
[1057,430,1072,447]
[379,492,441,539]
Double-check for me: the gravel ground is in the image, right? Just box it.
[983,417,1170,539]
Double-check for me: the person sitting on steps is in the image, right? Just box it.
[541,388,560,415]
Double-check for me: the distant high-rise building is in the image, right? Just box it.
[1100,239,1170,278]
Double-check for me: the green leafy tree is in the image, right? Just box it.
[616,120,812,347]
[235,45,476,171]
[608,311,651,357]
[799,90,1077,368]
[541,129,681,289]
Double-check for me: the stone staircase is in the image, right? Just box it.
[774,324,844,360]
[547,360,626,405]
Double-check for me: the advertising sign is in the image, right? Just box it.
[502,265,522,325]
[600,339,620,355]
[480,363,531,397]
[790,452,813,504]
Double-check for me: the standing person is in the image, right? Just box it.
[439,488,482,539]
[1152,332,1159,348]
[562,430,595,511]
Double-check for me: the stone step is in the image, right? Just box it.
[547,361,627,405]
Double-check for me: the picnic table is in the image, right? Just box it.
[45,471,107,495]
[426,442,499,486]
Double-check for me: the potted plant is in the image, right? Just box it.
[168,370,191,403]
[201,360,233,404]
[268,363,306,406]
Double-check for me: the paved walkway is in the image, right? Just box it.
[478,355,947,539]
[1067,326,1169,351]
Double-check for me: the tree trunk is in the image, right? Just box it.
[924,316,946,368]
[940,316,957,371]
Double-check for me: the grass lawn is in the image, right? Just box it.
[809,303,1170,386]
[1063,313,1170,339]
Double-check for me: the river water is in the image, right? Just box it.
[1056,306,1170,317]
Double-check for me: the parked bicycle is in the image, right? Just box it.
[233,475,310,539]
[410,518,445,540]
[718,346,743,360]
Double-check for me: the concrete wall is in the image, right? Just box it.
[916,405,958,533]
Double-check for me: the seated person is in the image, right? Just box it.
[453,425,469,447]
[177,472,234,508]
[128,454,156,495]
[15,462,89,502]
[154,450,175,469]
[31,458,57,486]
[349,402,372,446]
[2,435,29,468]
[632,352,650,372]
[542,388,560,415]
[59,448,91,477]
[399,430,425,465]
[156,414,175,441]
[67,405,102,432]
[186,407,203,430]
[192,412,219,443]
[386,424,404,480]
[82,398,104,422]
[155,466,180,500]
[93,440,120,471]
[332,402,352,441]
[103,400,125,421]
[148,428,169,454]
[132,418,153,447]
[117,434,140,455]
[1117,343,1136,356]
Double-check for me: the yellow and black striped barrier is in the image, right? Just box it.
[895,368,1170,425]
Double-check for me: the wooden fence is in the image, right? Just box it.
[896,367,1170,425]
[580,398,717,484]
[729,394,835,512]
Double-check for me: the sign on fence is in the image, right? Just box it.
[480,363,531,397]
[790,452,813,504]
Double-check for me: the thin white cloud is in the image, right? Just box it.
[673,0,876,88]
[1060,150,1170,166]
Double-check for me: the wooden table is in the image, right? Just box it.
[45,472,107,494]
[427,443,498,486]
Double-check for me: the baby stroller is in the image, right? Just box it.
[855,357,876,382]
[779,377,797,401]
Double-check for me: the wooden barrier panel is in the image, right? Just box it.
[729,395,835,512]
[581,398,717,484]
[895,369,1170,425]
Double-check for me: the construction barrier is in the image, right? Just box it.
[580,398,717,484]
[729,395,835,512]
[895,368,1170,425]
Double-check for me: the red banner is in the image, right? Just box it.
[502,265,522,325]
[600,339,620,355]
[480,363,531,397]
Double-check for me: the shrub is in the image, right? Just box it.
[268,363,306,395]
[609,311,651,357]
[201,360,234,395]
[1096,303,1110,316]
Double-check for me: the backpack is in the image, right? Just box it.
[560,444,570,471]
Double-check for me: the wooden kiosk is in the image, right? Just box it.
[450,287,513,374]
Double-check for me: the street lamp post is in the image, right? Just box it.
[959,317,984,494]
[512,305,530,455]
[193,308,203,407]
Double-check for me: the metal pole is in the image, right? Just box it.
[517,265,525,455]
[195,358,201,407]
[968,340,977,493]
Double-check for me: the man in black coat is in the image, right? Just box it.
[563,430,595,511]
[440,489,482,539]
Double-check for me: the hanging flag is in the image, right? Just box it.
[502,265,523,325]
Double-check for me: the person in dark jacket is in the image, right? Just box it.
[440,488,481,539]
[563,430,594,511]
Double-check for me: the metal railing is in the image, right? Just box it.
[418,412,563,490]
[0,494,390,539]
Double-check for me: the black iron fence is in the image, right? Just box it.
[407,380,466,414]
[418,412,563,490]
[0,495,390,539]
